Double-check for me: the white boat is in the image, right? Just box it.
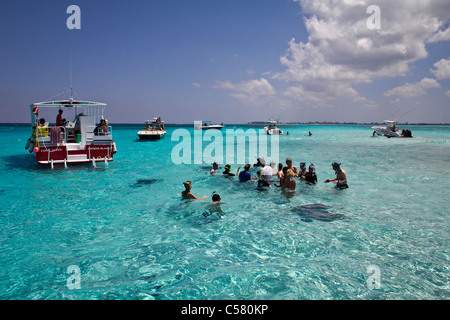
[264,123,283,135]
[195,121,224,130]
[137,118,166,140]
[25,97,116,168]
[372,120,412,138]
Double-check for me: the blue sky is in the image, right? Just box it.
[1,0,449,124]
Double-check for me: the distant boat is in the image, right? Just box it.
[137,118,166,140]
[372,120,412,138]
[264,123,283,135]
[195,121,224,130]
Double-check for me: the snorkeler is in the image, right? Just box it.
[209,162,221,175]
[304,164,318,184]
[298,162,307,180]
[223,164,236,177]
[324,162,348,189]
[181,181,208,200]
[203,192,224,218]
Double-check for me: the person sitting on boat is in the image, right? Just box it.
[298,162,307,180]
[182,181,208,200]
[37,118,49,137]
[158,117,165,130]
[94,119,108,136]
[304,164,318,184]
[324,162,348,189]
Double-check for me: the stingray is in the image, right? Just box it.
[130,179,163,188]
[292,203,346,222]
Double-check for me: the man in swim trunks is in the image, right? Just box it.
[324,162,348,189]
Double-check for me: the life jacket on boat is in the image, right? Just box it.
[37,125,49,137]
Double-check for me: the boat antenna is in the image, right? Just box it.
[398,108,416,119]
[69,48,73,103]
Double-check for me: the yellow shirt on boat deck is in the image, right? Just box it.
[37,126,49,137]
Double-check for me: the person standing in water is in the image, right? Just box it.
[324,162,348,189]
[182,181,208,200]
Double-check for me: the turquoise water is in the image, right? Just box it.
[0,123,448,300]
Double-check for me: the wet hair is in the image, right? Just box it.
[212,194,220,202]
[183,181,192,189]
[286,169,295,177]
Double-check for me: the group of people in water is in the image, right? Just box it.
[181,157,348,216]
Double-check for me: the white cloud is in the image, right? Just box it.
[213,78,276,104]
[430,57,450,80]
[273,0,450,106]
[384,78,441,97]
[445,90,450,97]
[192,82,202,88]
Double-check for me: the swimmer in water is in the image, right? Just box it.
[182,181,208,200]
[209,162,221,175]
[203,193,224,218]
[298,162,307,180]
[223,164,236,177]
[324,162,348,189]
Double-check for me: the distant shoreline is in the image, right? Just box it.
[1,122,450,126]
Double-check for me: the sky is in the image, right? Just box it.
[1,0,449,124]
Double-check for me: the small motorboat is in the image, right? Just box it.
[372,120,412,138]
[264,123,283,135]
[195,121,224,130]
[137,118,166,140]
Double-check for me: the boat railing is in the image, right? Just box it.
[36,124,113,148]
[86,125,113,141]
[36,125,65,146]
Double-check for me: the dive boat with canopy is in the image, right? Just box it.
[371,120,412,138]
[25,97,117,168]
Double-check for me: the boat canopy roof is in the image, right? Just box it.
[384,120,398,124]
[30,100,107,108]
[145,117,163,123]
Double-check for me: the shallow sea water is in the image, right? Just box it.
[0,124,448,299]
